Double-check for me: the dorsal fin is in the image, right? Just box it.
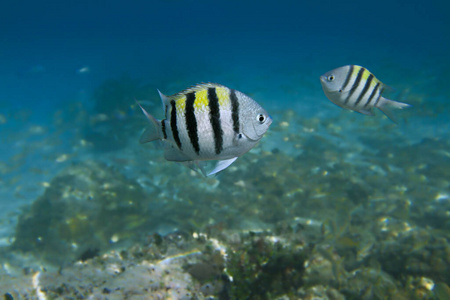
[172,83,226,96]
[158,89,170,107]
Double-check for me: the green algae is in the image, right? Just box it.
[11,160,153,264]
[226,235,306,299]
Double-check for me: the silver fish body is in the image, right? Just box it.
[320,65,410,122]
[138,83,272,176]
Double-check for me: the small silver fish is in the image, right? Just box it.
[138,83,272,176]
[320,65,410,122]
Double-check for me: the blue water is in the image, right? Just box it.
[1,0,448,116]
[0,0,449,296]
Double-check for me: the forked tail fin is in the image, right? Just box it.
[377,97,411,124]
[136,101,161,143]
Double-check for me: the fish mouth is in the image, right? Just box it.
[319,75,327,83]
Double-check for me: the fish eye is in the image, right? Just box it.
[257,114,266,123]
[327,75,335,81]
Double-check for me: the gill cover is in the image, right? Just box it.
[241,108,271,141]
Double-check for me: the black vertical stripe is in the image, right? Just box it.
[161,120,167,139]
[355,73,374,106]
[208,87,223,154]
[374,91,383,107]
[230,89,240,134]
[185,92,200,155]
[344,67,365,105]
[364,82,380,108]
[170,100,182,150]
[341,65,354,92]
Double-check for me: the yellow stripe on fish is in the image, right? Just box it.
[138,82,272,176]
[193,88,209,111]
[171,83,231,112]
[215,86,231,107]
[172,94,186,112]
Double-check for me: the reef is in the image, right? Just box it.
[2,221,449,299]
[10,160,153,264]
[1,82,449,299]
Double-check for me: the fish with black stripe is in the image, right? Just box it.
[320,65,410,122]
[138,83,272,176]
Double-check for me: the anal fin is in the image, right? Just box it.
[164,143,191,162]
[358,108,375,116]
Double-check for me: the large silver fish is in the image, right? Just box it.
[320,65,410,122]
[138,83,272,176]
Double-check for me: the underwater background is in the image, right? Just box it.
[0,0,449,299]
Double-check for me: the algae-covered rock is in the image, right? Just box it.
[224,231,307,299]
[2,228,229,299]
[1,245,205,299]
[297,285,345,300]
[11,160,152,264]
